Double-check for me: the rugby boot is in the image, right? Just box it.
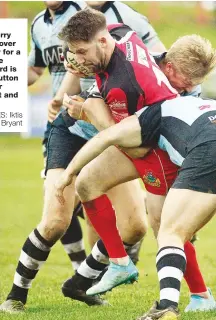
[62,272,109,306]
[0,299,25,313]
[185,287,216,312]
[137,301,179,320]
[86,258,138,296]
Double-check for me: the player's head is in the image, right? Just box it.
[44,1,63,10]
[58,8,114,74]
[86,1,107,9]
[162,35,216,93]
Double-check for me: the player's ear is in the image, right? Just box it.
[99,37,107,48]
[165,61,173,75]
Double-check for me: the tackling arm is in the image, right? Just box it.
[65,115,145,180]
[54,115,150,204]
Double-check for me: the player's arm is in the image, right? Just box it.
[54,71,81,102]
[48,72,82,122]
[55,104,161,204]
[82,97,115,130]
[54,115,148,204]
[68,115,145,176]
[28,27,46,86]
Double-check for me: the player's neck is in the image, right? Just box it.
[48,9,56,20]
[104,36,116,69]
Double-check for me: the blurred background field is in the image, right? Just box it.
[0,2,216,319]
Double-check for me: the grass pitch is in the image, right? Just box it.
[0,136,216,320]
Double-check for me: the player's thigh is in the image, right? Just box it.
[158,141,216,247]
[107,179,148,239]
[158,188,216,249]
[45,115,87,175]
[76,146,139,200]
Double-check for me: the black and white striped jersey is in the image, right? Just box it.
[137,96,216,166]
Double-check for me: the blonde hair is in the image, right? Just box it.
[165,34,216,84]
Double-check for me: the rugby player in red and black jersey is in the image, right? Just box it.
[57,7,216,307]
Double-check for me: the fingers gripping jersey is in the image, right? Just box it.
[95,31,177,123]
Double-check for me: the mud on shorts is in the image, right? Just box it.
[45,111,87,174]
[127,148,179,195]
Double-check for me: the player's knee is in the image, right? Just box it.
[75,171,92,200]
[123,219,147,243]
[132,221,147,241]
[39,217,70,243]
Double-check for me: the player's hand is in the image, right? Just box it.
[63,93,84,119]
[48,98,62,123]
[54,172,73,205]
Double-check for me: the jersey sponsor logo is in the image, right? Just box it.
[109,99,128,122]
[109,99,127,109]
[44,45,63,65]
[143,170,161,187]
[126,41,134,61]
[136,44,149,67]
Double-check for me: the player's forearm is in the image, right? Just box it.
[54,72,81,103]
[64,116,143,178]
[64,131,112,178]
[90,114,115,131]
[83,98,115,131]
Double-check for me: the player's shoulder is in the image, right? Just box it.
[112,2,149,24]
[31,9,46,29]
[115,29,145,53]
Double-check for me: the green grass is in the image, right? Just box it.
[0,136,216,320]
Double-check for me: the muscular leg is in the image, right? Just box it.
[155,189,216,311]
[63,180,148,300]
[108,180,147,245]
[76,146,139,259]
[74,147,140,295]
[2,169,75,310]
[146,191,209,305]
[0,118,95,312]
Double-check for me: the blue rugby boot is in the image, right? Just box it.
[86,258,138,296]
[185,288,216,312]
